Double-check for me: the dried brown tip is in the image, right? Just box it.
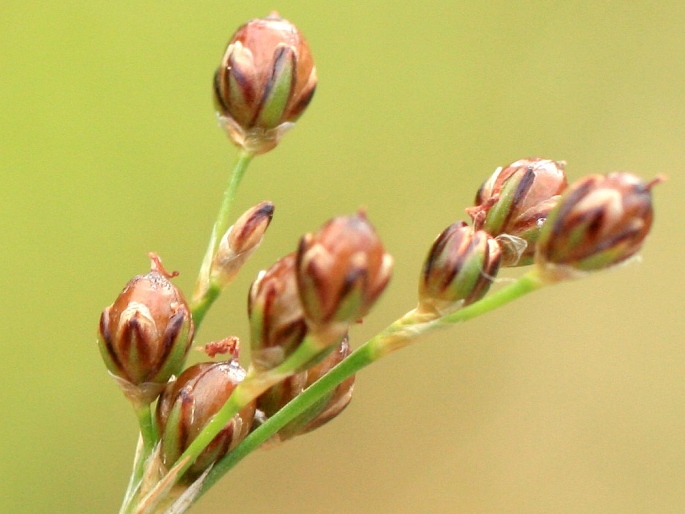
[148,252,179,279]
[199,336,240,359]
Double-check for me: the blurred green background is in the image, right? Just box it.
[2,1,683,513]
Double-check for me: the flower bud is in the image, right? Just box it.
[98,254,194,404]
[535,172,661,277]
[285,336,355,437]
[214,12,317,154]
[255,373,308,421]
[258,336,355,443]
[248,253,307,371]
[296,212,393,333]
[418,222,502,317]
[467,158,568,266]
[156,361,255,480]
[210,201,274,289]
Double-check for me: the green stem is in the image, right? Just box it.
[135,403,158,455]
[119,405,157,514]
[191,150,254,328]
[195,269,548,500]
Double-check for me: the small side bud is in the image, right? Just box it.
[467,158,568,266]
[248,253,308,371]
[418,222,502,317]
[214,13,317,154]
[296,212,393,340]
[156,361,255,480]
[535,172,661,278]
[97,254,194,405]
[210,201,274,289]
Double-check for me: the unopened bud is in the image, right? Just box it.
[467,158,568,266]
[98,254,194,404]
[248,253,307,371]
[285,336,355,437]
[296,212,393,337]
[156,360,255,480]
[418,222,502,317]
[210,201,274,289]
[214,12,317,154]
[258,336,355,443]
[535,172,661,278]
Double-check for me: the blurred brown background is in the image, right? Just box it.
[1,1,683,513]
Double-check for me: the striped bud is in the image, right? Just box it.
[296,212,393,334]
[156,361,255,480]
[97,254,194,404]
[214,12,317,154]
[467,158,567,266]
[248,253,307,371]
[535,172,661,277]
[418,222,502,317]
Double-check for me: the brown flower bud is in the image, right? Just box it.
[156,360,255,480]
[418,222,502,317]
[210,201,274,289]
[214,12,317,154]
[248,253,308,371]
[98,254,194,404]
[467,158,568,266]
[287,335,355,436]
[255,373,308,420]
[535,172,661,277]
[296,212,393,332]
[258,336,355,443]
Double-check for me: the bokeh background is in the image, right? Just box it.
[2,1,683,513]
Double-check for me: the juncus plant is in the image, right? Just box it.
[97,12,663,514]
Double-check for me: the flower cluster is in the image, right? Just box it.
[96,12,661,514]
[417,157,659,319]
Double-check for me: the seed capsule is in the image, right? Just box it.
[214,12,317,154]
[156,360,255,479]
[535,172,661,277]
[467,158,567,266]
[418,222,502,317]
[98,254,194,404]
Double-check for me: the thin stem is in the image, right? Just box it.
[135,403,158,455]
[192,150,254,328]
[194,269,548,501]
[120,405,157,514]
[119,436,144,514]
